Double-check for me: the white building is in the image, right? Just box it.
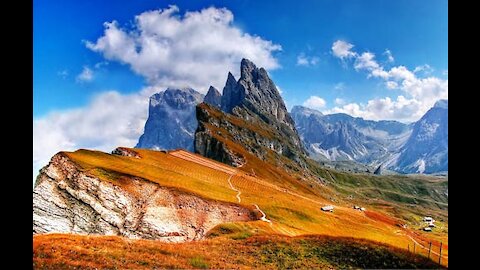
[321,205,334,212]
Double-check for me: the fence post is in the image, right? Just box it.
[413,242,416,254]
[428,242,432,259]
[438,242,443,265]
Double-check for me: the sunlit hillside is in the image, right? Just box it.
[39,146,447,267]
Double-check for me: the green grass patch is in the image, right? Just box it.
[189,256,209,269]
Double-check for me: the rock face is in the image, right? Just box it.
[204,86,222,108]
[112,147,141,158]
[195,59,306,167]
[388,100,448,173]
[222,59,300,138]
[374,165,383,175]
[136,88,204,151]
[221,72,243,113]
[33,153,254,242]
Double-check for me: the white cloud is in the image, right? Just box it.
[296,54,309,66]
[388,66,416,81]
[33,87,157,183]
[354,52,380,71]
[94,61,109,69]
[334,98,346,105]
[442,69,448,76]
[385,81,398,89]
[85,5,281,94]
[76,66,94,82]
[383,49,394,63]
[303,96,326,110]
[413,64,433,74]
[330,40,448,122]
[332,40,357,59]
[296,53,319,66]
[325,96,423,122]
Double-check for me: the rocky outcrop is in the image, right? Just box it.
[374,165,383,175]
[195,102,305,168]
[136,88,204,151]
[112,147,141,158]
[33,153,255,242]
[220,59,303,153]
[196,59,306,167]
[235,59,298,132]
[204,86,222,108]
[221,72,242,113]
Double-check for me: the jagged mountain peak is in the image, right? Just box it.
[240,58,257,78]
[197,59,306,167]
[221,72,241,112]
[291,106,324,117]
[204,86,222,108]
[434,99,448,109]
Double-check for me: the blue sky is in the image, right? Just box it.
[33,0,448,177]
[34,0,447,116]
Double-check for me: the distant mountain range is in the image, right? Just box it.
[291,100,448,174]
[135,65,447,174]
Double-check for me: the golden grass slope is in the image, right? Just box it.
[62,147,447,266]
[34,233,444,270]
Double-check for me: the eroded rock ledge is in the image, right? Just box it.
[33,153,255,242]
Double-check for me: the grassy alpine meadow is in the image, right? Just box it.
[34,233,444,269]
[56,146,447,267]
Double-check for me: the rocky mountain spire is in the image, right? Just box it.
[221,72,242,112]
[196,59,306,166]
[235,58,296,131]
[204,86,222,108]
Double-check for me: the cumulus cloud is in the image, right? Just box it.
[354,52,380,71]
[325,96,423,121]
[33,87,157,181]
[85,5,281,93]
[296,53,319,66]
[94,61,109,69]
[331,40,357,59]
[383,49,394,63]
[330,40,448,122]
[76,66,94,82]
[385,81,398,89]
[413,64,433,74]
[334,98,346,105]
[303,96,326,110]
